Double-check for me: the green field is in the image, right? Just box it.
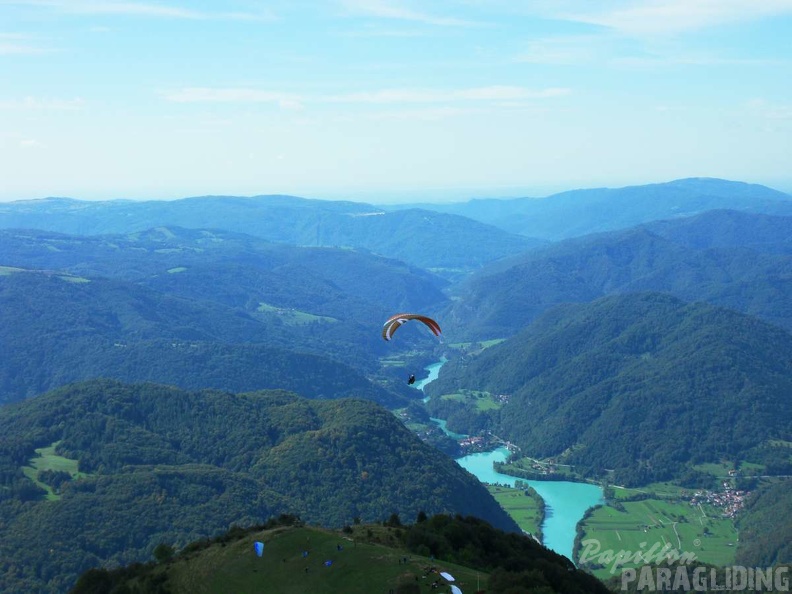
[610,482,689,500]
[439,390,503,411]
[0,265,25,275]
[487,485,543,540]
[693,461,735,477]
[448,339,506,354]
[500,456,580,480]
[157,526,488,594]
[57,274,91,283]
[22,441,90,501]
[256,302,338,325]
[579,498,738,580]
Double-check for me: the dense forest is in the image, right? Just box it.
[0,380,517,594]
[0,267,432,406]
[428,293,792,485]
[735,479,792,567]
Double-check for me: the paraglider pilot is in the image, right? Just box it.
[408,374,416,385]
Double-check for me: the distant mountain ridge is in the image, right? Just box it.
[385,178,792,239]
[443,209,792,339]
[0,195,538,273]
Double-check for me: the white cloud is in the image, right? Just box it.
[559,0,792,36]
[19,138,45,148]
[361,106,481,121]
[327,85,570,103]
[339,0,475,26]
[161,88,303,108]
[0,0,276,21]
[612,54,784,68]
[162,85,571,107]
[0,33,52,55]
[0,96,85,110]
[515,35,601,65]
[747,99,792,121]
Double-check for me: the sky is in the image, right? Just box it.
[1,0,791,203]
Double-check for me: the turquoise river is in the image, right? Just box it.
[415,359,604,562]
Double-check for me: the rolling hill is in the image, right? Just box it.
[0,380,519,594]
[0,226,450,315]
[0,196,538,273]
[0,268,409,406]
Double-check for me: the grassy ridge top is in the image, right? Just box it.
[70,514,613,594]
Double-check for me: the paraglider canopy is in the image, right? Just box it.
[451,585,463,594]
[254,541,264,557]
[440,571,455,582]
[382,313,441,342]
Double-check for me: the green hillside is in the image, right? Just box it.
[445,212,792,339]
[0,226,450,314]
[429,293,792,485]
[735,479,792,567]
[0,381,518,593]
[644,209,792,254]
[0,268,422,406]
[69,515,611,594]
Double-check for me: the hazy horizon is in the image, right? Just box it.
[2,176,791,206]
[2,1,791,202]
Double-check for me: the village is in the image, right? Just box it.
[689,481,749,519]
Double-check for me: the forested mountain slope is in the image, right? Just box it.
[429,293,792,485]
[445,211,792,339]
[644,209,792,254]
[0,226,450,313]
[735,479,792,567]
[0,380,518,594]
[0,269,405,406]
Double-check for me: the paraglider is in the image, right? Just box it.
[381,313,441,342]
[254,541,264,557]
[382,313,442,388]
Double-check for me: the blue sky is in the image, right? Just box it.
[1,0,791,203]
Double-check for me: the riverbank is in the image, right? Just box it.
[410,359,604,562]
[456,447,604,561]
